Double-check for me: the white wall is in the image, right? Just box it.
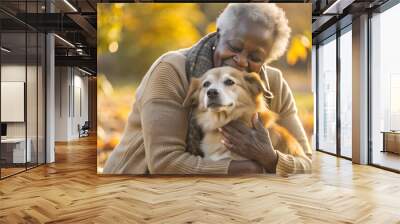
[1,65,33,138]
[54,67,89,141]
[1,65,26,129]
[55,67,69,141]
[1,82,25,122]
[1,65,26,81]
[74,70,89,139]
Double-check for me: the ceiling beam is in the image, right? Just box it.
[55,55,96,72]
[11,13,82,32]
[322,0,356,14]
[67,13,96,39]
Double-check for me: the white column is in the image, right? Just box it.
[46,33,55,163]
[352,14,369,164]
[46,1,55,163]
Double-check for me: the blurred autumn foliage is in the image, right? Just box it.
[97,3,313,172]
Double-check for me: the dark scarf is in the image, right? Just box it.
[184,32,217,156]
[183,32,272,156]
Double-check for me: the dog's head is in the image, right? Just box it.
[183,66,272,114]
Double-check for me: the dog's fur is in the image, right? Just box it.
[183,66,305,161]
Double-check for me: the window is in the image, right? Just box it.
[339,28,352,158]
[317,36,337,154]
[371,3,400,171]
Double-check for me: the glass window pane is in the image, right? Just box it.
[26,0,39,169]
[1,31,27,177]
[340,29,352,158]
[371,3,400,171]
[27,31,38,169]
[317,37,337,154]
[1,1,46,179]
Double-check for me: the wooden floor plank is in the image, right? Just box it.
[0,136,400,223]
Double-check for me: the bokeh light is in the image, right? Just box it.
[108,41,119,53]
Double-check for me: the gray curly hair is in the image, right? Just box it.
[216,3,291,63]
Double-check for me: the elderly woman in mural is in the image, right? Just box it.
[103,3,312,175]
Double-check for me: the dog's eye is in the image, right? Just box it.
[203,81,211,88]
[224,79,235,86]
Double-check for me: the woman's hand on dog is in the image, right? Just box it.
[220,114,278,173]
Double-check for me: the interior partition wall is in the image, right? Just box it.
[315,25,353,159]
[1,29,27,177]
[0,1,46,179]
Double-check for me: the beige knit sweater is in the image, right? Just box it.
[102,50,312,175]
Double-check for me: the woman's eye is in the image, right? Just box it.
[203,81,211,88]
[224,79,235,86]
[228,43,241,52]
[250,55,263,63]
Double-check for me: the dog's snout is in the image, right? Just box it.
[207,89,219,99]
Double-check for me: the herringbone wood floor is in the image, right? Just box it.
[1,136,400,223]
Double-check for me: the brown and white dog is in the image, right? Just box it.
[183,66,305,161]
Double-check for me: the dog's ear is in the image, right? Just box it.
[182,78,201,107]
[244,72,272,98]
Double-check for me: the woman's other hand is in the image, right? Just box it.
[220,114,278,173]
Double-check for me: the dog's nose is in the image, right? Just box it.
[207,89,219,99]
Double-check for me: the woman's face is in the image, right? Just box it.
[213,20,275,73]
